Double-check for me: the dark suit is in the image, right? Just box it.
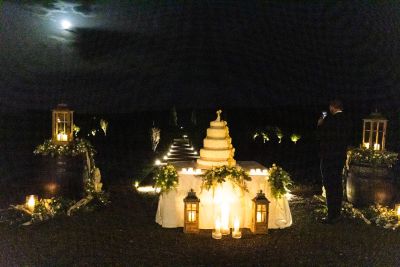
[318,111,350,219]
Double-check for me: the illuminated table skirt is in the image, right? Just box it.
[155,161,292,229]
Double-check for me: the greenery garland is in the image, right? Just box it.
[347,147,398,168]
[267,164,293,199]
[154,164,179,193]
[201,165,252,193]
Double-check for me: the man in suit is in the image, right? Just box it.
[318,99,350,224]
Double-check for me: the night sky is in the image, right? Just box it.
[1,1,400,113]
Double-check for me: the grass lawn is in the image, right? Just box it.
[1,184,400,266]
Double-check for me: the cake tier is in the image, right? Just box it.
[200,148,232,160]
[203,138,231,149]
[197,158,236,168]
[210,120,227,127]
[207,128,227,139]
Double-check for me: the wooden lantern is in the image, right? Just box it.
[250,190,270,234]
[52,104,74,144]
[362,112,387,151]
[183,189,200,233]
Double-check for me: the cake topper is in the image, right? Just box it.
[216,110,222,122]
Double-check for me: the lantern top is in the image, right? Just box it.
[184,189,200,202]
[53,103,72,112]
[252,190,270,203]
[363,111,387,121]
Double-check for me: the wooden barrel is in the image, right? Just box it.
[34,155,85,200]
[346,164,396,207]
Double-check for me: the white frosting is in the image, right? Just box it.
[207,128,227,139]
[200,148,231,160]
[203,138,230,149]
[197,158,236,167]
[210,121,227,127]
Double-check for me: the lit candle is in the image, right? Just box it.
[250,169,255,175]
[232,217,242,239]
[188,210,196,222]
[212,218,222,239]
[256,211,263,223]
[188,167,194,173]
[221,203,230,235]
[62,133,68,141]
[26,195,37,212]
[396,204,400,218]
[182,168,187,173]
[373,143,380,150]
[364,142,370,149]
[256,168,261,174]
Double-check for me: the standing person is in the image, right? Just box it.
[317,99,350,224]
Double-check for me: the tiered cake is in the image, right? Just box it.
[197,110,236,168]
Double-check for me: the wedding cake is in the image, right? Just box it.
[197,110,236,168]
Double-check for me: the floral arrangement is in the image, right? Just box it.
[154,164,179,193]
[267,164,293,199]
[347,147,398,168]
[201,165,252,193]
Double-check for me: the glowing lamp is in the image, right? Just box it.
[52,104,73,145]
[362,111,387,151]
[183,189,200,234]
[395,204,400,219]
[155,159,162,166]
[251,190,270,234]
[25,195,38,213]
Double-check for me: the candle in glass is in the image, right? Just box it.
[26,195,37,212]
[374,143,380,151]
[221,203,230,235]
[212,218,222,239]
[364,142,370,149]
[256,211,263,223]
[188,210,196,222]
[232,217,242,239]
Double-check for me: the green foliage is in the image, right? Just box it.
[268,164,293,199]
[34,138,96,158]
[201,165,252,193]
[154,164,179,193]
[347,147,398,168]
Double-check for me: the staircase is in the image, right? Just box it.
[162,137,199,163]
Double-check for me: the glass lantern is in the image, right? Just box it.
[52,104,74,144]
[362,112,387,151]
[251,190,270,234]
[183,189,200,234]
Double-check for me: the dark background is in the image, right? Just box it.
[1,1,400,206]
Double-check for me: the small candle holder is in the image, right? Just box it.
[232,217,242,239]
[212,219,222,239]
[221,227,230,235]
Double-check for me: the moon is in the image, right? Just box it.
[61,20,72,30]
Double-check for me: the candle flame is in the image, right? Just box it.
[27,195,36,211]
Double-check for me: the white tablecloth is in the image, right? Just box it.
[155,161,292,229]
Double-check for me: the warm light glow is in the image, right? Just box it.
[61,19,72,30]
[134,181,139,188]
[396,204,400,217]
[250,169,268,176]
[137,186,160,193]
[364,142,370,149]
[221,202,230,235]
[181,168,202,175]
[188,210,196,222]
[374,143,380,151]
[163,155,168,160]
[155,159,162,166]
[183,135,188,138]
[26,195,37,212]
[57,133,68,142]
[212,218,222,239]
[232,217,242,239]
[256,211,263,223]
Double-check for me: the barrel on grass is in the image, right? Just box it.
[35,155,85,200]
[346,163,396,207]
